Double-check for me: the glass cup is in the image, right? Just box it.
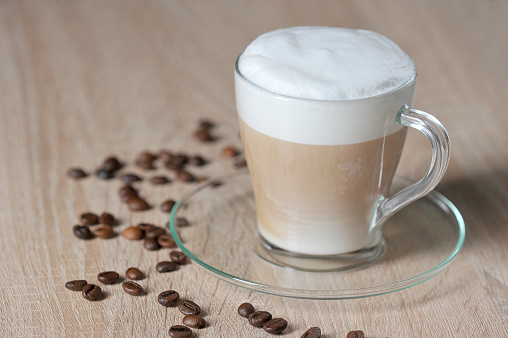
[234,49,450,272]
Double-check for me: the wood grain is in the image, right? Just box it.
[0,0,507,336]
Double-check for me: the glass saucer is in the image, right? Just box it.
[169,170,465,300]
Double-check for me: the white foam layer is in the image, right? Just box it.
[235,27,416,145]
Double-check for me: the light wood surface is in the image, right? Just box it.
[1,0,507,337]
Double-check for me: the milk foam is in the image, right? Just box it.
[235,27,416,145]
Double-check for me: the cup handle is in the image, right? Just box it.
[371,104,451,230]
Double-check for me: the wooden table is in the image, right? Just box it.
[1,1,507,336]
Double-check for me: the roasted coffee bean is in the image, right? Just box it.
[168,154,188,166]
[188,156,206,166]
[102,156,122,171]
[194,128,212,142]
[158,150,173,162]
[177,170,194,182]
[234,160,247,168]
[80,212,99,226]
[122,226,144,240]
[347,330,364,338]
[150,175,169,185]
[135,159,155,170]
[128,198,149,211]
[248,311,272,327]
[121,193,138,203]
[73,225,94,240]
[121,173,142,183]
[119,185,137,197]
[238,303,255,318]
[96,168,114,180]
[122,281,143,295]
[199,119,214,129]
[67,168,87,179]
[65,280,87,291]
[98,212,115,226]
[175,217,189,227]
[137,151,157,162]
[156,261,178,273]
[136,223,155,232]
[222,146,238,157]
[165,162,185,171]
[82,284,102,301]
[161,199,176,213]
[263,318,288,334]
[97,271,119,284]
[157,234,176,248]
[301,327,321,338]
[126,267,145,280]
[143,238,160,251]
[182,314,206,329]
[91,225,114,239]
[145,226,166,239]
[178,300,201,315]
[157,290,180,307]
[168,325,192,338]
[169,250,186,265]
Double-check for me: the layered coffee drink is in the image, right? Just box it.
[235,27,417,255]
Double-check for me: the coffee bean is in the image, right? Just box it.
[145,226,166,239]
[157,290,180,307]
[91,225,114,239]
[82,284,102,301]
[188,156,206,166]
[122,281,143,295]
[122,226,144,240]
[96,168,115,180]
[178,300,201,315]
[175,217,189,227]
[222,146,238,157]
[144,238,160,251]
[150,176,170,185]
[161,199,176,213]
[238,303,255,318]
[121,193,138,203]
[119,185,137,197]
[182,314,206,329]
[98,212,115,225]
[165,162,185,171]
[125,267,145,280]
[248,311,272,327]
[121,173,142,183]
[135,159,155,170]
[136,223,156,232]
[301,327,321,338]
[263,318,288,334]
[97,271,119,284]
[169,250,186,265]
[347,330,364,338]
[80,212,99,226]
[137,151,157,162]
[157,234,176,248]
[158,150,173,162]
[176,170,194,182]
[168,325,192,338]
[102,156,122,171]
[195,128,212,142]
[234,159,247,168]
[67,168,87,179]
[199,119,214,129]
[128,198,149,211]
[156,261,178,273]
[65,280,87,291]
[168,154,188,166]
[73,225,94,240]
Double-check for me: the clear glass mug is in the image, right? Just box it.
[235,57,450,272]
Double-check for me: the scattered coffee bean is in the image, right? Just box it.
[73,225,94,240]
[80,212,99,226]
[168,154,188,166]
[248,311,272,327]
[169,250,186,265]
[165,161,185,171]
[175,217,189,227]
[195,128,213,142]
[144,238,161,251]
[102,156,122,171]
[178,300,201,315]
[96,168,115,180]
[137,151,157,162]
[263,318,288,334]
[176,170,194,182]
[122,281,143,296]
[159,150,173,162]
[119,185,137,197]
[122,226,144,240]
[158,290,180,307]
[347,330,364,338]
[82,284,102,301]
[128,198,149,211]
[156,261,178,273]
[199,119,214,129]
[234,159,247,168]
[161,199,176,213]
[145,226,166,239]
[222,146,238,157]
[136,223,156,232]
[121,193,138,203]
[150,175,170,185]
[91,225,114,239]
[121,173,142,183]
[98,212,115,225]
[168,325,192,338]
[65,280,88,291]
[135,159,155,170]
[188,156,206,166]
[126,267,145,280]
[97,271,119,284]
[238,303,255,318]
[301,327,321,338]
[67,168,87,179]
[157,234,176,248]
[182,314,206,329]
